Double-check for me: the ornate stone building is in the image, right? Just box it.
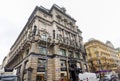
[85,39,119,78]
[115,48,120,66]
[4,4,87,81]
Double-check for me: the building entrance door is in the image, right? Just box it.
[68,60,78,81]
[36,74,44,81]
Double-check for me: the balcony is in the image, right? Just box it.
[57,35,81,50]
[88,56,101,61]
[100,56,106,60]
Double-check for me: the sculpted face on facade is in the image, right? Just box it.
[3,4,87,81]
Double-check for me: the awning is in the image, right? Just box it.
[95,70,111,73]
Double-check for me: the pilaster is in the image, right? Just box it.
[53,57,60,81]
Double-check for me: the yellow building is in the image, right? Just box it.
[84,39,119,76]
[115,48,120,66]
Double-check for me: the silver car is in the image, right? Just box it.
[102,74,117,81]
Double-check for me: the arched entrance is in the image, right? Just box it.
[68,59,79,81]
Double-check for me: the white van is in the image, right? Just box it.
[79,72,99,81]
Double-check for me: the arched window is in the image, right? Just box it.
[33,25,37,36]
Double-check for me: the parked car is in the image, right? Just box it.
[102,74,117,81]
[78,72,99,81]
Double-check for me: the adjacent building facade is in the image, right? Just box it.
[85,39,119,77]
[115,48,120,66]
[4,4,87,81]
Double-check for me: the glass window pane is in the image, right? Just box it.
[59,49,66,56]
[75,53,80,59]
[41,34,47,41]
[38,59,46,67]
[68,51,73,57]
[39,46,46,54]
[60,60,66,67]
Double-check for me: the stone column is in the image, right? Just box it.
[53,57,60,81]
[47,59,53,81]
[20,63,25,81]
[66,49,70,80]
[27,67,33,81]
[53,45,59,54]
[29,55,38,81]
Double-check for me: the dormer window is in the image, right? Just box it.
[69,22,74,30]
[69,22,73,26]
[56,15,61,22]
[64,19,67,22]
[56,15,61,19]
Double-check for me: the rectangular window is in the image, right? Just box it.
[75,52,80,59]
[43,23,47,28]
[39,46,46,54]
[96,53,99,57]
[60,60,67,71]
[41,34,47,41]
[68,51,73,57]
[53,30,55,39]
[37,59,46,72]
[77,63,81,68]
[97,60,101,64]
[59,49,66,56]
[60,60,66,68]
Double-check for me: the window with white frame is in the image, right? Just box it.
[41,33,47,41]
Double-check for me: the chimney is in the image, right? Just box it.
[61,7,66,13]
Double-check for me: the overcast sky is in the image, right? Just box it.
[0,0,120,64]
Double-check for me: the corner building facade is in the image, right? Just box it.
[85,39,119,76]
[5,4,87,81]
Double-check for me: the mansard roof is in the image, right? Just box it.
[50,4,76,22]
[85,39,115,49]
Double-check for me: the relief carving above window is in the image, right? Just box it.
[57,34,63,43]
[27,28,51,42]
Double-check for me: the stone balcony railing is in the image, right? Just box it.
[57,35,82,50]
